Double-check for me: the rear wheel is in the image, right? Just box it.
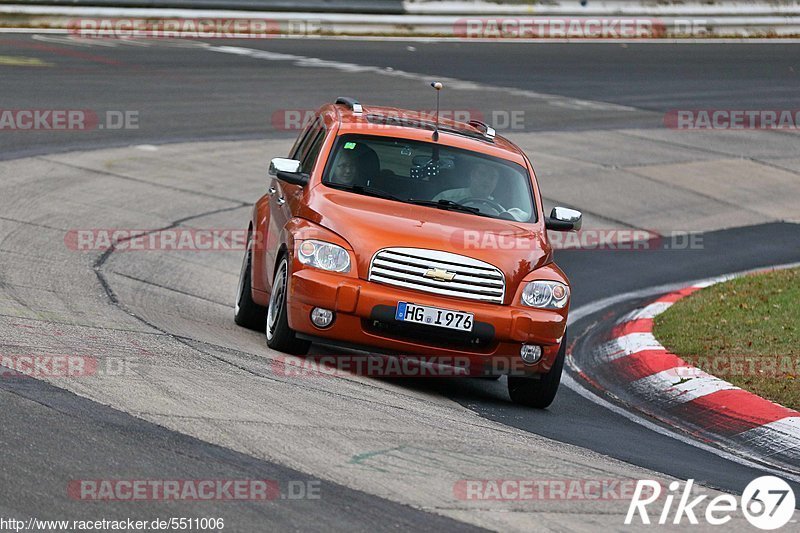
[234,233,267,330]
[507,333,566,409]
[266,256,310,355]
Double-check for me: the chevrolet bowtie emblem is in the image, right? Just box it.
[424,268,456,282]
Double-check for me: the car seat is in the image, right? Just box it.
[350,144,380,186]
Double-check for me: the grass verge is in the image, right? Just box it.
[653,267,799,411]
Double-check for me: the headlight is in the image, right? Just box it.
[521,280,569,309]
[297,240,351,273]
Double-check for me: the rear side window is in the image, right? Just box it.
[289,117,320,160]
[300,128,326,174]
[289,121,317,159]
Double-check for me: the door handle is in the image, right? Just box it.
[268,187,277,195]
[276,196,286,205]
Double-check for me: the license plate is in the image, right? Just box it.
[395,302,474,332]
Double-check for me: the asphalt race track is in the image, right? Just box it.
[1,35,799,530]
[3,38,799,158]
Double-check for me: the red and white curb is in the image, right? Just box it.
[596,276,800,470]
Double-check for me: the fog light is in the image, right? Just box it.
[310,307,334,328]
[520,344,542,365]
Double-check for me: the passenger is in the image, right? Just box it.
[433,162,500,204]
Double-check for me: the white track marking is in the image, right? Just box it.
[737,417,800,459]
[602,332,663,361]
[32,34,157,47]
[32,34,120,47]
[629,369,740,407]
[626,301,673,320]
[205,43,636,112]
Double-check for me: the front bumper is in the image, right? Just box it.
[286,265,567,376]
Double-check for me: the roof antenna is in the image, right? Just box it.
[430,81,443,141]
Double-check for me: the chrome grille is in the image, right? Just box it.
[368,248,505,304]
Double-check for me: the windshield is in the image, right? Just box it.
[321,135,536,222]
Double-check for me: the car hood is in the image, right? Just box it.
[302,187,551,294]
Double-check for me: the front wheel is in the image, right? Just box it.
[507,333,566,409]
[234,233,267,330]
[266,256,310,355]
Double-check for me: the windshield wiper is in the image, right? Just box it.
[328,184,400,201]
[407,198,487,216]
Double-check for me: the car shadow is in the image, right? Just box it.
[308,343,514,406]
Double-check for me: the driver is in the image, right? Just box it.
[329,150,360,186]
[433,162,500,205]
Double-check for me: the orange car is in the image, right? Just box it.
[235,96,581,407]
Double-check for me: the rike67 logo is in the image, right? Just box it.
[626,476,796,530]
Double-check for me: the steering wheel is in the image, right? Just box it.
[459,197,506,215]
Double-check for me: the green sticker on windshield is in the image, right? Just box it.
[344,142,356,150]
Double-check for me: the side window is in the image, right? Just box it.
[289,117,319,159]
[299,128,326,174]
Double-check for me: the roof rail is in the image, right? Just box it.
[467,120,496,141]
[335,96,363,115]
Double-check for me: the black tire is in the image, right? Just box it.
[265,255,310,355]
[507,332,567,408]
[234,233,267,330]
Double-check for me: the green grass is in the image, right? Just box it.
[653,268,800,411]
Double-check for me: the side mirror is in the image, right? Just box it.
[269,158,308,186]
[545,206,582,231]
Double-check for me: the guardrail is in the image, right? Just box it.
[406,0,800,16]
[1,1,799,37]
[0,0,405,14]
